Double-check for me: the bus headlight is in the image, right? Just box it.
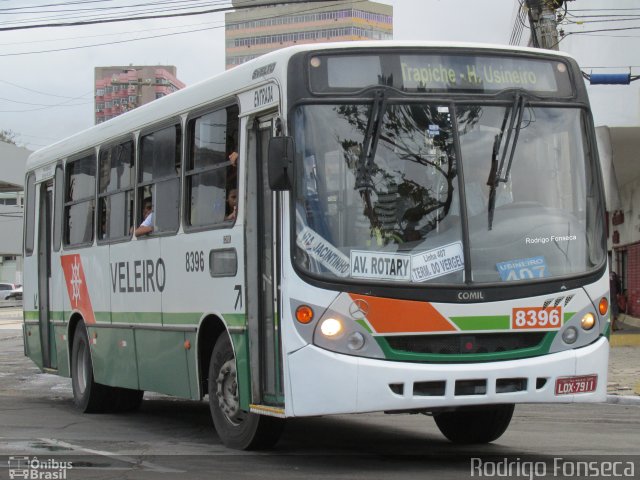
[319,318,343,337]
[312,312,384,358]
[580,312,596,331]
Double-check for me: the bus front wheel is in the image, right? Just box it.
[207,334,284,450]
[433,404,515,444]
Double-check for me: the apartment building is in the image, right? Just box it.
[225,0,393,69]
[94,65,185,124]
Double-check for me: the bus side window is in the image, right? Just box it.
[53,165,64,251]
[138,123,182,235]
[24,172,36,256]
[64,152,96,247]
[185,104,239,228]
[98,140,134,241]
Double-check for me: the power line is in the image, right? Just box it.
[0,0,347,32]
[565,26,640,35]
[569,8,640,12]
[0,18,223,46]
[0,1,226,28]
[0,0,369,57]
[0,95,91,107]
[0,23,222,57]
[0,78,93,99]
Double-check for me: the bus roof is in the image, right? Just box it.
[26,40,576,172]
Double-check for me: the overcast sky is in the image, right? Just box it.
[0,0,637,152]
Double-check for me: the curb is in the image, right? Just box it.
[606,394,640,406]
[619,314,640,329]
[610,334,640,347]
[0,334,22,342]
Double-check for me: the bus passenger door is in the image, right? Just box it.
[246,116,283,408]
[37,181,55,369]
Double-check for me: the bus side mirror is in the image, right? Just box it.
[268,136,294,191]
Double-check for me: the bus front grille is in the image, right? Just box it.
[385,332,547,356]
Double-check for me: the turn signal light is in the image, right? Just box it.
[598,297,608,316]
[295,305,314,324]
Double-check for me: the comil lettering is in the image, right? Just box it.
[458,291,485,301]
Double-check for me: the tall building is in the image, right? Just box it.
[94,66,185,124]
[0,141,31,286]
[225,0,393,69]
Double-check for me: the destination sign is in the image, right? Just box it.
[309,52,573,96]
[399,55,560,92]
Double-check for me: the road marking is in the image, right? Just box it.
[39,438,185,473]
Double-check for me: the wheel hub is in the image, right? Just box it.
[216,359,241,423]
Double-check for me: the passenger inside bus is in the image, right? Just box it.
[225,188,238,221]
[134,198,153,236]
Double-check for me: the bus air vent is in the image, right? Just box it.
[496,377,528,393]
[413,381,446,396]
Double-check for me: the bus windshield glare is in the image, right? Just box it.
[292,100,605,285]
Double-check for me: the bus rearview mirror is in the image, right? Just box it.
[268,136,294,191]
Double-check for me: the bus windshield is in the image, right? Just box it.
[292,99,605,285]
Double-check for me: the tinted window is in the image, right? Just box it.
[186,105,239,228]
[64,153,96,246]
[66,154,96,201]
[24,172,36,256]
[53,165,63,251]
[98,140,134,241]
[137,124,182,235]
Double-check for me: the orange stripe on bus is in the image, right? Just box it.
[348,293,456,334]
[61,254,96,325]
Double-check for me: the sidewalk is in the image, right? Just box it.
[610,313,640,347]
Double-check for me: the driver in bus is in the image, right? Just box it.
[135,198,153,236]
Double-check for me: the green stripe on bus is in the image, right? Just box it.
[161,312,203,325]
[449,315,510,331]
[26,310,247,328]
[224,313,248,328]
[356,319,373,333]
[24,310,65,322]
[110,312,162,324]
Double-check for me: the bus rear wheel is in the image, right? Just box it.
[71,322,112,413]
[208,334,284,450]
[433,404,515,444]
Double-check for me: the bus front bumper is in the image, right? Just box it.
[286,336,609,417]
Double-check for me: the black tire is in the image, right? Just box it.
[433,404,515,444]
[113,387,144,412]
[208,334,284,450]
[70,322,113,413]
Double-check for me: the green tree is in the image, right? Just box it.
[0,129,17,145]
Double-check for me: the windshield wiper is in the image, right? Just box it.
[487,93,526,230]
[355,88,388,228]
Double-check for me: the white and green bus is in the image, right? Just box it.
[23,41,610,450]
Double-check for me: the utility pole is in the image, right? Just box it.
[525,0,563,50]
